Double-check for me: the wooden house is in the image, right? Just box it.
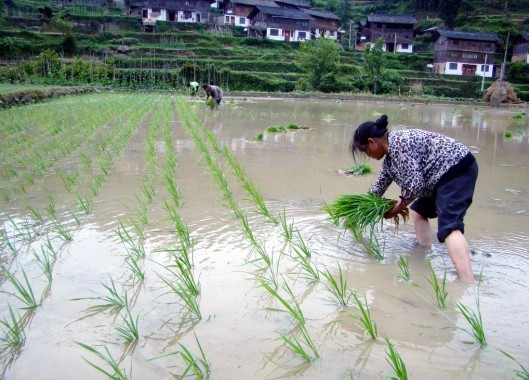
[512,32,529,63]
[432,29,501,77]
[358,13,416,53]
[128,0,215,24]
[219,0,277,28]
[303,9,340,40]
[247,5,313,41]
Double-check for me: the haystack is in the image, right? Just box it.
[483,80,519,105]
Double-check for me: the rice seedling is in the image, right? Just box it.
[0,304,26,349]
[1,268,40,309]
[66,206,82,226]
[71,278,127,311]
[32,246,54,283]
[24,203,44,225]
[158,273,202,320]
[125,256,145,282]
[52,218,73,242]
[396,254,411,281]
[60,171,80,192]
[163,200,193,248]
[384,337,408,380]
[260,279,319,361]
[142,180,155,203]
[278,208,295,241]
[0,228,18,256]
[498,349,529,379]
[116,222,145,260]
[115,300,140,343]
[76,193,94,215]
[249,240,272,268]
[221,145,277,224]
[362,228,385,260]
[289,240,320,283]
[344,163,373,176]
[425,259,448,309]
[291,230,312,258]
[79,152,92,172]
[455,296,486,347]
[148,333,210,379]
[278,322,320,362]
[351,291,377,340]
[261,279,306,325]
[45,195,57,219]
[319,264,352,306]
[257,254,281,290]
[42,235,58,260]
[76,342,129,380]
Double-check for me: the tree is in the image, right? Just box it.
[439,0,462,28]
[298,38,341,91]
[362,38,386,83]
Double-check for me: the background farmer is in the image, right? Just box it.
[350,115,478,283]
[202,84,223,111]
[186,81,199,97]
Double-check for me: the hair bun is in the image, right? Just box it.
[376,115,388,129]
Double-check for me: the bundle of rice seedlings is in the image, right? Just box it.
[344,163,373,176]
[324,194,397,240]
[206,98,217,110]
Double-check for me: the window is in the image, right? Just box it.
[269,28,279,36]
[451,52,458,57]
[453,40,459,45]
[239,17,245,24]
[225,16,230,23]
[404,34,409,39]
[463,53,478,59]
[402,43,408,49]
[298,32,306,40]
[449,62,458,70]
[482,65,489,72]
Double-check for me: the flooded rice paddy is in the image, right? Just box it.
[0,93,528,379]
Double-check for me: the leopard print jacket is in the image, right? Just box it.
[370,129,469,199]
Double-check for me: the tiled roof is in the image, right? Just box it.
[231,0,277,6]
[367,13,416,24]
[273,0,310,8]
[254,5,313,19]
[437,29,502,43]
[304,9,340,20]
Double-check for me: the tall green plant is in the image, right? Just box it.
[298,38,341,91]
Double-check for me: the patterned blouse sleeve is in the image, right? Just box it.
[392,134,425,199]
[369,159,393,197]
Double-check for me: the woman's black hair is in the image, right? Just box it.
[349,115,389,162]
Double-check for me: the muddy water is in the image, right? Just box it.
[2,96,529,379]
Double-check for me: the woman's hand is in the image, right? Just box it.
[384,198,410,222]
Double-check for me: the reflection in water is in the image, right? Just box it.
[1,98,528,379]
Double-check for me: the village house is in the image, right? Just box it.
[432,29,501,77]
[218,0,277,28]
[512,32,529,63]
[357,13,416,53]
[128,0,215,25]
[303,9,340,40]
[247,5,313,41]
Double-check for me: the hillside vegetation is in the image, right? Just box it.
[0,0,528,101]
